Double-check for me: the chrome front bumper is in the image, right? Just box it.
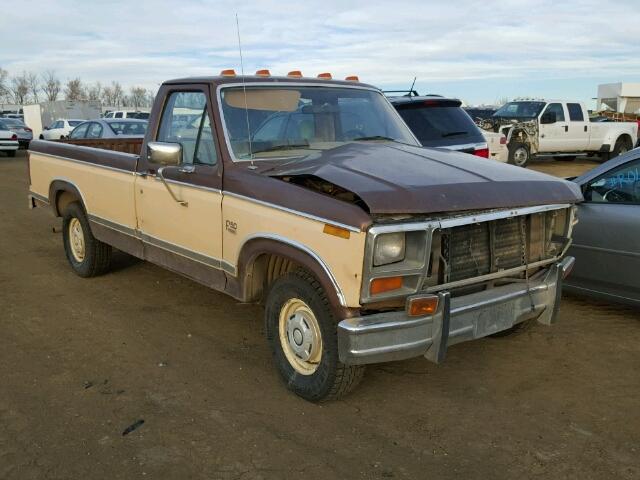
[338,257,574,366]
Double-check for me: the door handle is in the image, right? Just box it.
[584,125,588,132]
[563,126,568,132]
[157,167,188,207]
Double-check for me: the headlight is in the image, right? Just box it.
[373,232,406,266]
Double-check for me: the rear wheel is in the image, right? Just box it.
[611,137,632,159]
[62,202,112,277]
[508,142,530,167]
[265,269,365,402]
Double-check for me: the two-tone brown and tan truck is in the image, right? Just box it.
[27,71,582,401]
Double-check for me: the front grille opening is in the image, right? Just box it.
[422,208,569,291]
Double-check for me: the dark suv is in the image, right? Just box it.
[387,93,489,158]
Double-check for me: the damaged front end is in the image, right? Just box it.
[481,118,540,154]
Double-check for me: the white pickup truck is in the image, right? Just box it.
[482,100,639,167]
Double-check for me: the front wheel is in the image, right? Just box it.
[265,269,365,402]
[62,202,112,277]
[508,142,530,167]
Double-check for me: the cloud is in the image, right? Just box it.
[2,0,639,102]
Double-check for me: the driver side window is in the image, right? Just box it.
[584,159,640,204]
[157,91,218,166]
[543,103,565,122]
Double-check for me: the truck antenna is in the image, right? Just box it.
[409,77,417,97]
[235,13,255,168]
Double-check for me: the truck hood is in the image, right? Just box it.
[265,142,582,214]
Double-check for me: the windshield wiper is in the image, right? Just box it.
[441,131,468,138]
[352,135,396,142]
[251,143,312,154]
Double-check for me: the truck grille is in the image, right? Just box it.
[428,209,569,289]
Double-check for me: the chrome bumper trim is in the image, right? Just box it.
[338,257,573,366]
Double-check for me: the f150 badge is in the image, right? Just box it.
[225,220,237,234]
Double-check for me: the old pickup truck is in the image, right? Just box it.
[28,71,582,401]
[483,100,638,167]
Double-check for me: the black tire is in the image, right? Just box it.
[6,150,16,157]
[611,136,632,159]
[62,202,112,277]
[265,269,365,402]
[39,134,44,140]
[508,142,530,167]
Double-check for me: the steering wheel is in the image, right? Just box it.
[603,189,632,203]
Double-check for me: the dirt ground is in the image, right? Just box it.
[1,151,638,480]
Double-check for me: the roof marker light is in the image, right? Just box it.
[317,72,332,79]
[255,69,271,77]
[345,75,359,81]
[220,69,236,77]
[287,70,303,78]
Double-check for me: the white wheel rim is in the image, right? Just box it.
[278,298,322,375]
[513,147,528,166]
[69,218,86,263]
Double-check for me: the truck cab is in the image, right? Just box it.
[27,71,582,401]
[487,100,638,167]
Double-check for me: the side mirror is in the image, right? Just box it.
[147,141,182,166]
[541,112,556,124]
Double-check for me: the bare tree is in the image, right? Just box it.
[26,71,40,103]
[111,81,123,107]
[0,68,9,102]
[42,70,61,102]
[87,82,102,102]
[64,78,85,101]
[10,72,30,104]
[129,86,147,108]
[101,85,115,106]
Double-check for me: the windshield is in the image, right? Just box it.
[220,85,418,160]
[494,102,546,119]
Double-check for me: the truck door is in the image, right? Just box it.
[538,103,570,152]
[566,103,589,150]
[134,85,225,290]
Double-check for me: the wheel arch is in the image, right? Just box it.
[230,235,356,319]
[48,179,87,217]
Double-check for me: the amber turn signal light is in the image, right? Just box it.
[220,69,236,76]
[407,295,439,317]
[323,224,350,239]
[370,276,403,295]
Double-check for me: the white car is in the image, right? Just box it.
[39,119,85,140]
[486,100,639,167]
[103,110,150,120]
[0,127,19,157]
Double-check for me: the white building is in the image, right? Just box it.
[597,83,640,114]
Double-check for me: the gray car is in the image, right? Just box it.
[0,118,33,148]
[566,149,640,306]
[69,119,148,139]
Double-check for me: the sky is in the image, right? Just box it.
[2,0,639,107]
